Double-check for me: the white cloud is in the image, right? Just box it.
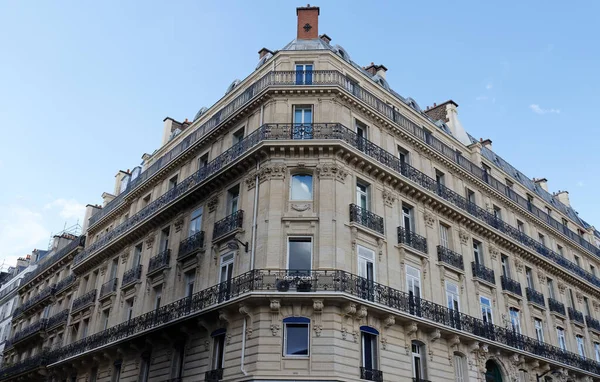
[529,104,560,115]
[44,198,86,220]
[486,83,493,90]
[0,205,50,266]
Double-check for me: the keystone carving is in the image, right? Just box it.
[315,163,348,183]
[382,190,396,207]
[423,211,435,228]
[459,229,470,245]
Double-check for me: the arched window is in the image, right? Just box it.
[412,340,426,381]
[283,317,310,356]
[290,174,313,200]
[453,352,467,382]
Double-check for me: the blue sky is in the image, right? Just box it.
[0,0,598,266]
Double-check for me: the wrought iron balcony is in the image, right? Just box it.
[349,204,384,234]
[13,284,55,318]
[436,246,464,270]
[9,319,47,347]
[0,349,48,380]
[413,379,433,382]
[148,249,171,276]
[568,307,585,325]
[122,265,142,288]
[525,288,545,307]
[472,262,495,285]
[178,231,205,261]
[586,316,600,332]
[205,368,223,381]
[397,227,428,254]
[0,281,20,302]
[501,275,522,296]
[47,309,69,330]
[54,274,76,294]
[213,210,244,239]
[549,298,566,316]
[99,278,118,299]
[360,367,383,382]
[71,290,96,313]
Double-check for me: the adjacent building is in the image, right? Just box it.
[1,5,600,382]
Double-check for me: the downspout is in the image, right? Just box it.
[250,104,263,271]
[240,317,248,376]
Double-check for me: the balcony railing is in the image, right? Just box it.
[586,316,600,332]
[75,120,600,296]
[472,262,495,285]
[47,309,69,330]
[54,274,76,294]
[413,379,433,382]
[0,349,48,380]
[178,231,205,261]
[0,281,20,302]
[568,307,585,325]
[122,265,142,288]
[436,246,464,270]
[349,204,384,234]
[8,319,47,347]
[148,249,171,275]
[205,368,223,381]
[525,288,545,307]
[360,367,383,382]
[13,284,55,318]
[501,275,522,296]
[71,290,96,313]
[213,210,244,239]
[99,278,118,299]
[549,298,566,316]
[397,227,428,254]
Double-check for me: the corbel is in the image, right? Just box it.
[239,304,253,339]
[270,299,281,336]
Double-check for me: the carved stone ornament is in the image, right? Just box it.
[174,216,184,233]
[459,229,470,245]
[208,195,219,213]
[423,211,435,228]
[291,204,310,212]
[258,163,287,184]
[313,299,324,312]
[557,281,566,295]
[245,172,257,191]
[489,246,500,261]
[145,233,156,250]
[593,300,600,313]
[537,270,546,285]
[315,163,348,183]
[575,290,583,304]
[382,190,396,207]
[120,250,129,265]
[514,257,524,273]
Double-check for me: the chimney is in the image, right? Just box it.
[555,190,570,207]
[479,138,493,151]
[364,63,388,79]
[533,178,549,192]
[296,4,320,40]
[319,34,331,44]
[258,48,273,59]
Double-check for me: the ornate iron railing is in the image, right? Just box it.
[122,265,142,288]
[0,281,20,303]
[148,249,171,275]
[349,204,384,234]
[47,310,69,330]
[178,231,205,261]
[472,262,495,285]
[568,307,585,325]
[71,290,96,313]
[54,274,76,294]
[360,367,383,381]
[204,368,224,381]
[549,298,566,316]
[13,284,55,318]
[100,278,118,299]
[436,246,464,270]
[501,275,522,296]
[413,379,433,382]
[526,288,545,307]
[397,227,428,254]
[213,210,244,239]
[587,316,600,332]
[8,319,47,347]
[0,349,48,379]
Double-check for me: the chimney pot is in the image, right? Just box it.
[258,47,273,59]
[296,4,320,40]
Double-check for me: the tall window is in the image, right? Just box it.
[574,255,581,267]
[594,342,600,362]
[219,253,234,284]
[398,146,409,166]
[356,182,369,210]
[406,265,421,298]
[288,238,312,273]
[160,226,170,252]
[439,224,450,249]
[211,329,226,371]
[283,317,310,356]
[501,255,510,278]
[525,267,534,289]
[435,170,445,188]
[466,188,476,205]
[357,246,375,282]
[454,353,466,382]
[139,351,151,382]
[290,174,313,200]
[81,318,89,339]
[125,299,134,321]
[232,128,244,145]
[168,175,178,190]
[133,243,143,268]
[198,153,209,170]
[185,271,195,298]
[534,318,544,342]
[293,105,313,125]
[110,257,119,280]
[189,207,203,236]
[112,361,122,382]
[480,296,493,324]
[446,282,460,312]
[227,185,240,214]
[412,341,425,380]
[557,245,564,257]
[295,64,313,85]
[361,327,379,374]
[591,265,596,277]
[402,203,414,232]
[102,309,110,330]
[493,205,502,220]
[517,220,525,234]
[154,286,162,310]
[355,120,368,140]
[509,308,521,334]
[584,296,591,317]
[557,327,566,350]
[547,278,556,299]
[473,240,483,265]
[538,233,546,246]
[576,335,586,357]
[171,343,185,380]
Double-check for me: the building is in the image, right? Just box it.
[1,4,600,382]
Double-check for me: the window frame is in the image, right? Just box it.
[290,173,313,201]
[557,327,567,350]
[287,237,313,273]
[534,318,544,342]
[480,296,493,324]
[360,326,379,372]
[406,265,421,299]
[282,317,310,357]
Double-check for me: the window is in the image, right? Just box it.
[160,226,170,252]
[90,367,98,382]
[595,342,600,362]
[584,297,591,316]
[219,253,234,284]
[569,289,576,308]
[402,203,414,232]
[398,146,409,166]
[454,353,466,382]
[439,223,450,249]
[473,240,483,265]
[466,188,476,205]
[356,181,369,210]
[493,205,502,220]
[435,169,445,188]
[81,318,89,339]
[562,218,568,227]
[125,299,134,321]
[232,128,244,145]
[112,360,122,382]
[547,278,556,299]
[133,243,143,268]
[293,105,313,139]
[211,329,226,371]
[355,119,368,140]
[509,308,521,334]
[557,245,564,257]
[139,352,151,382]
[501,255,510,278]
[406,265,421,298]
[283,317,310,356]
[525,267,534,289]
[361,327,379,374]
[290,174,313,200]
[574,255,581,267]
[557,327,566,350]
[538,233,546,246]
[170,343,185,380]
[189,207,203,237]
[288,238,312,272]
[198,153,209,169]
[591,265,596,277]
[480,296,493,324]
[168,175,178,190]
[295,64,313,85]
[446,282,460,312]
[545,206,552,217]
[102,309,110,330]
[505,179,514,190]
[142,194,151,208]
[154,286,162,310]
[357,246,375,282]
[227,185,240,214]
[534,318,544,342]
[517,220,525,234]
[577,335,586,357]
[527,194,534,211]
[412,341,425,380]
[183,270,195,298]
[110,257,119,280]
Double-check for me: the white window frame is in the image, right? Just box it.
[439,223,450,249]
[454,353,465,382]
[356,181,369,210]
[576,335,586,357]
[411,341,425,379]
[402,203,414,232]
[219,253,235,284]
[357,245,375,282]
[189,207,203,237]
[446,281,460,312]
[557,327,566,350]
[480,296,493,324]
[473,240,483,265]
[534,318,544,342]
[406,265,421,298]
[293,105,313,124]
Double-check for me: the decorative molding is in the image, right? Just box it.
[459,229,470,245]
[537,270,546,285]
[120,250,129,265]
[315,163,348,183]
[313,299,324,337]
[557,280,566,295]
[258,163,287,183]
[382,190,396,207]
[291,203,310,212]
[489,245,500,261]
[245,172,257,191]
[208,195,219,213]
[270,299,281,336]
[423,211,435,228]
[145,233,156,250]
[575,290,583,305]
[593,300,600,313]
[514,257,524,273]
[174,216,184,233]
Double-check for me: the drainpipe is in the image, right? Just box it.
[250,105,263,271]
[240,317,248,376]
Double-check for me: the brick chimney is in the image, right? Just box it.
[258,47,273,59]
[533,178,548,192]
[364,63,388,79]
[424,100,458,123]
[297,4,319,39]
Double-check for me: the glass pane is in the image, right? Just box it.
[289,239,312,271]
[286,324,308,355]
[291,175,313,200]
